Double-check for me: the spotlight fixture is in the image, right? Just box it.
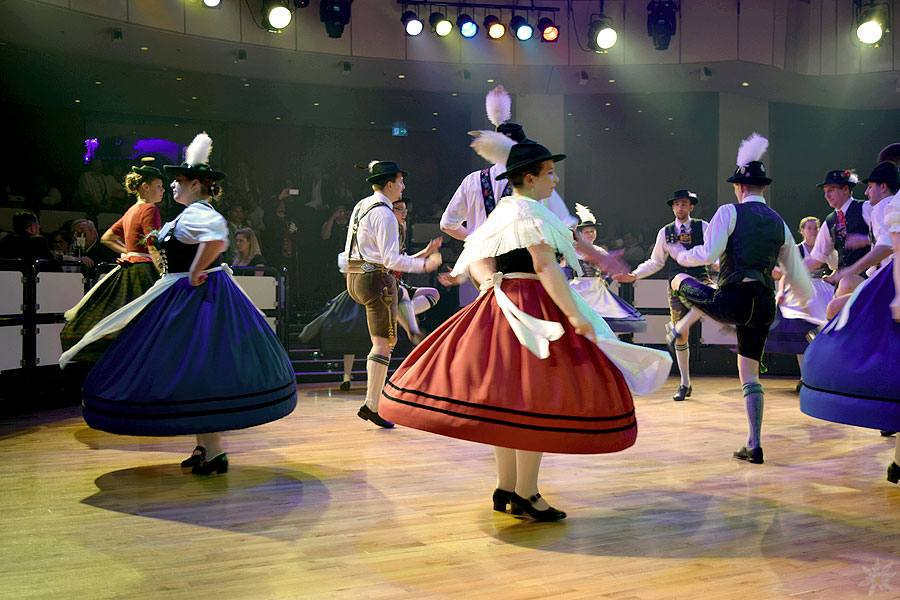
[537,17,559,42]
[203,0,221,7]
[647,0,677,51]
[484,14,505,39]
[320,0,351,39]
[457,13,478,38]
[402,10,423,36]
[429,12,452,37]
[510,15,534,41]
[588,15,617,51]
[263,0,292,30]
[854,1,891,45]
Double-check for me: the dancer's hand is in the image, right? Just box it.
[824,268,847,285]
[437,268,465,287]
[424,237,443,255]
[190,270,208,286]
[775,291,785,305]
[891,296,900,322]
[568,312,593,337]
[612,272,637,283]
[424,252,443,272]
[599,249,630,276]
[845,233,870,250]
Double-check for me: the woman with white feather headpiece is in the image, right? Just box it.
[60,132,297,475]
[566,203,646,333]
[664,132,813,465]
[380,139,671,522]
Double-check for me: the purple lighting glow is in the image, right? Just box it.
[83,138,99,163]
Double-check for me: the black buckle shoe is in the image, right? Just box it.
[357,405,395,428]
[888,462,900,484]
[880,430,897,437]
[192,453,228,475]
[733,446,764,464]
[672,385,692,401]
[339,380,351,392]
[509,492,566,522]
[492,488,522,514]
[181,445,206,468]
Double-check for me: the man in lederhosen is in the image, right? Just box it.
[613,190,713,401]
[345,161,442,428]
[664,134,812,464]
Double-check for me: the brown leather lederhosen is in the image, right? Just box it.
[346,201,399,344]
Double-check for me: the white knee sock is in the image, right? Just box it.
[365,353,391,411]
[398,299,421,336]
[494,446,516,491]
[675,345,690,387]
[342,354,354,382]
[412,291,438,315]
[894,437,900,464]
[197,432,224,458]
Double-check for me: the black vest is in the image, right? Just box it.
[824,199,868,268]
[158,206,223,273]
[664,219,709,280]
[718,202,785,290]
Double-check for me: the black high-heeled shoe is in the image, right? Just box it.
[887,462,900,484]
[492,488,522,514]
[181,445,205,468]
[510,492,566,522]
[192,453,228,475]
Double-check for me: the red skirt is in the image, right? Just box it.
[380,278,636,454]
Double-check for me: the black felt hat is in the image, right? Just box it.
[131,165,164,179]
[366,161,408,184]
[861,162,899,187]
[726,161,772,186]
[496,142,566,180]
[667,189,699,207]
[816,169,858,188]
[496,122,528,143]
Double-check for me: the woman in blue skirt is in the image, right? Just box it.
[800,162,900,482]
[60,133,297,475]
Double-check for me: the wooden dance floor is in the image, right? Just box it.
[3,376,899,599]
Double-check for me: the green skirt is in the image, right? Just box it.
[60,261,159,362]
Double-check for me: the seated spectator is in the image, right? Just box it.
[244,191,265,234]
[0,210,55,264]
[232,228,265,274]
[50,230,82,272]
[71,218,119,267]
[224,203,246,263]
[76,158,126,213]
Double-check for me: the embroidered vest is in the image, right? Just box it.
[663,219,709,280]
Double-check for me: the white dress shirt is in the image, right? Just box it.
[344,192,427,273]
[440,164,578,236]
[632,218,709,280]
[809,197,868,267]
[672,196,813,306]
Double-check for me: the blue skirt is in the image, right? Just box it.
[82,271,297,436]
[299,290,371,357]
[764,314,817,355]
[800,261,900,430]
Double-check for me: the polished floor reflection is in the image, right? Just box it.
[2,377,898,599]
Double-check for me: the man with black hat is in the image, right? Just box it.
[804,170,870,280]
[613,189,712,401]
[665,133,812,464]
[345,161,442,428]
[823,162,900,318]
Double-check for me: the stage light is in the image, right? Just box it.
[402,11,423,36]
[511,15,534,41]
[320,0,351,39]
[855,2,890,45]
[457,13,478,38]
[263,0,292,30]
[538,17,559,42]
[203,0,221,7]
[588,16,616,51]
[430,12,452,37]
[484,15,505,39]
[647,0,677,51]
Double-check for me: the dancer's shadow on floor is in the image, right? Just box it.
[81,463,331,541]
[73,426,293,453]
[486,488,900,560]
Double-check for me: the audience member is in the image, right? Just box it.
[232,228,266,274]
[71,218,119,266]
[244,191,265,234]
[76,159,126,213]
[0,210,55,264]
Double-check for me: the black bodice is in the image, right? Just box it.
[495,248,535,273]
[158,230,199,274]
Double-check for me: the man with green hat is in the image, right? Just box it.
[345,161,442,428]
[613,189,712,401]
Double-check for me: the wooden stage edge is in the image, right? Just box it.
[2,376,898,600]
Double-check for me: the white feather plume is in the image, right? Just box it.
[368,160,381,172]
[735,132,769,168]
[847,171,859,184]
[575,203,596,224]
[185,132,213,167]
[485,85,511,128]
[469,130,514,165]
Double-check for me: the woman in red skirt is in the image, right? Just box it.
[380,142,670,521]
